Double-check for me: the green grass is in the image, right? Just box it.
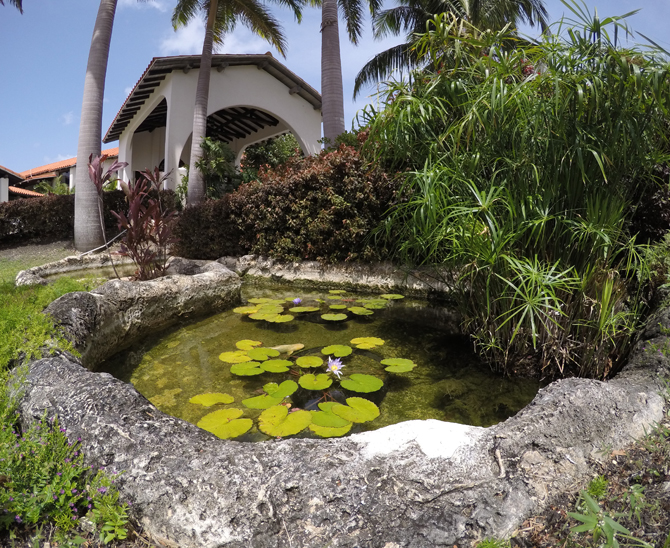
[0,244,75,284]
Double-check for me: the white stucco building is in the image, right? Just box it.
[104,53,323,190]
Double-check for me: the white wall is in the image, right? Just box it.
[0,177,8,203]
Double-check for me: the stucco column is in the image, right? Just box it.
[0,178,8,203]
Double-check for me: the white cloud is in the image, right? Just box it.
[43,153,74,164]
[61,111,75,126]
[160,19,205,55]
[118,0,168,12]
[124,86,134,97]
[217,28,269,54]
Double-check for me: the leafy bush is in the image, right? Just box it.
[0,192,126,246]
[240,133,302,183]
[173,145,401,262]
[0,372,129,543]
[361,6,670,377]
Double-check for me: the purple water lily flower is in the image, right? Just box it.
[326,356,345,379]
[292,298,302,305]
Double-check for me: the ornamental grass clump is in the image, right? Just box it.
[361,2,670,378]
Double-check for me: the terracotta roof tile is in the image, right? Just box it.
[8,186,44,197]
[0,165,24,179]
[19,147,119,179]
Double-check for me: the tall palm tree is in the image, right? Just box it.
[0,0,23,12]
[320,0,382,144]
[173,0,302,205]
[73,0,118,252]
[353,0,548,97]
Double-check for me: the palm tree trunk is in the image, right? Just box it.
[321,0,346,146]
[187,0,218,206]
[74,0,117,251]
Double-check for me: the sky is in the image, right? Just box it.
[1,0,669,173]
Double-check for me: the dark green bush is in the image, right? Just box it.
[0,190,178,246]
[173,145,401,262]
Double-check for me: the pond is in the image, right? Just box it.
[100,283,540,441]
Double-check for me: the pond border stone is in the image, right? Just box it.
[15,255,670,547]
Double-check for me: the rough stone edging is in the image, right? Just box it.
[15,257,670,547]
[15,252,136,286]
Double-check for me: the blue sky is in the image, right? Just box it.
[1,0,668,173]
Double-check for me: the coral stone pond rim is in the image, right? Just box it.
[99,284,540,441]
[17,255,670,547]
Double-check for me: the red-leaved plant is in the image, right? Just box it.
[112,168,177,280]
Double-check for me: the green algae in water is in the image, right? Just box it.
[100,284,540,441]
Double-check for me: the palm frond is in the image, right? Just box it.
[353,42,420,98]
[0,0,23,13]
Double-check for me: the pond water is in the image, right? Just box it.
[100,284,540,441]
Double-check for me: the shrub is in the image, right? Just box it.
[0,192,126,247]
[361,7,670,378]
[240,133,302,183]
[172,145,401,262]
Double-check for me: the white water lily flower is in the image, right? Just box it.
[326,356,345,379]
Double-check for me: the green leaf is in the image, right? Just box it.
[247,297,271,304]
[260,359,293,373]
[247,347,281,361]
[329,304,348,310]
[362,302,387,310]
[265,380,298,399]
[295,356,324,368]
[321,344,353,357]
[298,373,333,390]
[329,289,346,294]
[235,339,262,350]
[189,393,234,406]
[381,358,417,372]
[219,350,250,363]
[347,306,374,316]
[310,403,352,427]
[309,423,352,438]
[331,397,380,423]
[267,314,294,323]
[381,294,404,300]
[321,313,348,321]
[197,409,253,439]
[230,362,264,376]
[350,337,385,349]
[258,406,312,437]
[289,306,320,313]
[249,312,280,321]
[232,306,258,314]
[340,374,384,393]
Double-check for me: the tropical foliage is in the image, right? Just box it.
[361,5,670,378]
[353,0,548,97]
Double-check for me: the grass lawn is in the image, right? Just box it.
[0,240,76,284]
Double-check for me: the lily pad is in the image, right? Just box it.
[381,294,405,300]
[329,290,347,294]
[219,350,250,364]
[247,347,281,361]
[197,409,252,439]
[347,306,374,316]
[310,402,352,427]
[230,362,264,376]
[232,306,258,314]
[321,345,353,357]
[327,295,344,300]
[248,312,280,321]
[258,406,312,437]
[350,337,385,350]
[189,393,234,406]
[309,423,352,438]
[321,313,348,322]
[260,359,293,373]
[329,304,347,310]
[264,380,298,399]
[381,358,417,372]
[295,356,323,368]
[362,301,387,310]
[236,339,262,351]
[268,314,294,323]
[247,297,272,304]
[331,397,380,423]
[298,373,333,390]
[289,306,320,313]
[340,374,384,393]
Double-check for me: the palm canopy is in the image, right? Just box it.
[353,0,548,97]
[172,0,304,57]
[0,0,23,12]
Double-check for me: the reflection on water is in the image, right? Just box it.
[100,284,540,440]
